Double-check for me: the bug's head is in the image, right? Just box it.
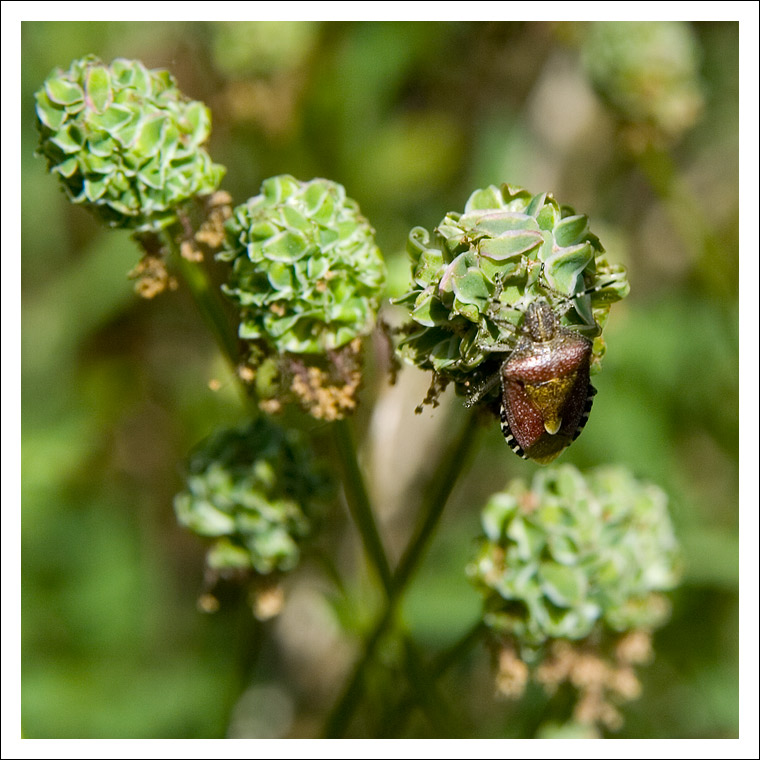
[521,300,560,343]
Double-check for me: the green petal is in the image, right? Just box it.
[85,65,112,112]
[554,214,590,247]
[542,242,595,295]
[45,77,84,106]
[478,230,544,260]
[539,561,588,608]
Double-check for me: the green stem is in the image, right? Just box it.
[163,232,241,369]
[324,604,395,738]
[400,636,464,738]
[332,418,394,595]
[393,410,479,592]
[163,225,482,738]
[380,621,485,737]
[323,410,480,737]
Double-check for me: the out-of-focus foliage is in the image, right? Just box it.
[469,464,681,646]
[21,21,739,739]
[582,21,705,147]
[174,417,329,576]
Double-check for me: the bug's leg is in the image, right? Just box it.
[538,259,627,300]
[463,369,502,408]
[477,339,515,353]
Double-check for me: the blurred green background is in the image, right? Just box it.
[21,21,738,738]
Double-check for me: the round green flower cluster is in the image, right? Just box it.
[174,418,328,575]
[219,174,386,355]
[394,184,629,394]
[582,21,704,144]
[34,55,225,231]
[468,465,681,648]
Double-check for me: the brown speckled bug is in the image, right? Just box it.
[498,300,595,464]
[464,296,598,464]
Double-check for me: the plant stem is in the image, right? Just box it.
[164,225,483,738]
[332,418,394,595]
[379,621,485,737]
[393,410,479,593]
[323,603,395,738]
[323,409,480,737]
[163,233,241,369]
[399,636,464,738]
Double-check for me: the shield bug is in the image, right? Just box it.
[466,297,597,464]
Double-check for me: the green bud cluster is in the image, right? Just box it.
[219,175,386,355]
[468,465,681,648]
[394,184,629,393]
[34,55,225,231]
[582,21,705,144]
[174,418,328,575]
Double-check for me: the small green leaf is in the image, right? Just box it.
[175,494,236,536]
[539,561,587,608]
[411,293,447,327]
[52,156,79,178]
[306,256,330,281]
[50,124,84,154]
[83,177,109,201]
[452,298,480,322]
[137,158,165,189]
[249,220,279,240]
[542,242,594,295]
[464,185,506,211]
[525,192,547,217]
[507,517,545,561]
[134,114,166,157]
[555,214,590,247]
[85,66,112,112]
[87,134,117,158]
[452,268,490,307]
[267,262,293,292]
[482,493,519,541]
[34,90,66,130]
[479,230,544,260]
[282,205,310,232]
[535,200,560,231]
[45,77,84,106]
[183,101,210,143]
[461,211,539,238]
[261,230,311,263]
[207,539,253,570]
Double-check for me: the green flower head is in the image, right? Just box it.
[394,184,629,395]
[220,174,386,355]
[582,21,705,145]
[468,465,682,648]
[174,418,329,576]
[35,55,225,231]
